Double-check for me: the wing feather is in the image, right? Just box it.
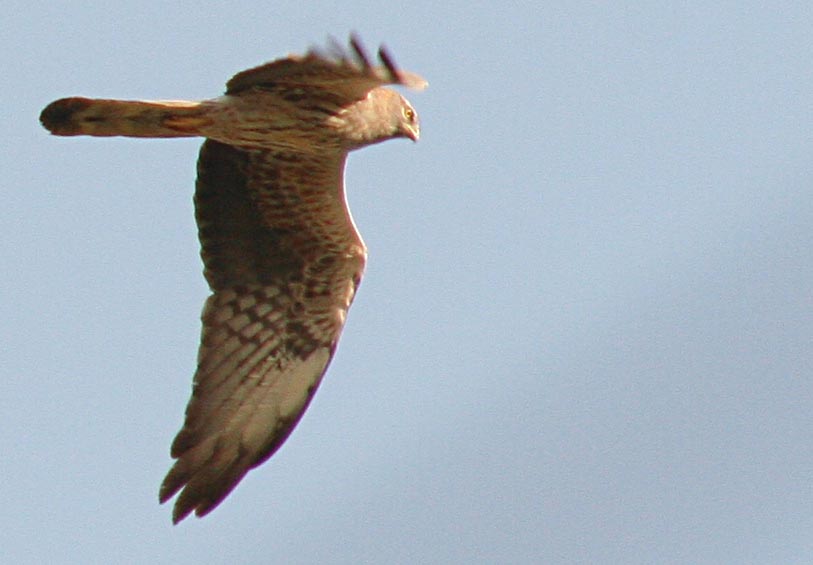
[225,34,427,99]
[160,140,366,522]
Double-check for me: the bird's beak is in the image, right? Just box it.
[403,123,420,142]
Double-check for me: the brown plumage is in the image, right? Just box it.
[39,35,426,523]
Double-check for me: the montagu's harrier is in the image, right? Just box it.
[40,35,426,523]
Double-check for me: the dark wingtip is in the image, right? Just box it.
[349,33,373,70]
[159,463,186,506]
[168,477,239,525]
[160,477,195,525]
[376,45,401,82]
[172,502,195,525]
[324,35,346,62]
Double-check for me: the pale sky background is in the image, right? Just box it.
[3,2,813,563]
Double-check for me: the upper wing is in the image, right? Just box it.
[159,140,366,523]
[225,34,427,101]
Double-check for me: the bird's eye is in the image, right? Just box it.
[403,107,415,122]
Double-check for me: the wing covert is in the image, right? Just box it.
[160,139,366,522]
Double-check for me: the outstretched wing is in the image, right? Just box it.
[225,34,427,100]
[159,140,366,523]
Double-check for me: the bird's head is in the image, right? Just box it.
[385,90,420,142]
[340,88,420,149]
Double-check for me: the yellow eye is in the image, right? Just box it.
[403,107,415,121]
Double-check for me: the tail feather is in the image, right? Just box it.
[40,97,211,138]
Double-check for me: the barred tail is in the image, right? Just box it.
[39,97,212,138]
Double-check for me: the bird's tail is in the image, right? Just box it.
[40,97,213,138]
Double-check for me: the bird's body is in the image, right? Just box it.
[40,36,425,523]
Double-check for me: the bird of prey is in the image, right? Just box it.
[39,35,426,523]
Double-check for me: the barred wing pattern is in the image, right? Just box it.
[39,35,425,524]
[159,141,365,523]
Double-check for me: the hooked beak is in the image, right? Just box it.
[403,123,420,142]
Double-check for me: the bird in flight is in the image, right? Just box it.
[40,35,426,523]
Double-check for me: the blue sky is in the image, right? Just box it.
[3,2,813,563]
